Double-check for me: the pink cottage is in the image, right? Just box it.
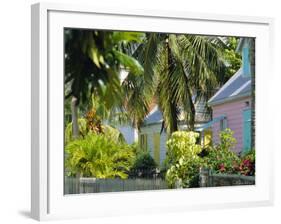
[208,68,252,154]
[199,38,253,154]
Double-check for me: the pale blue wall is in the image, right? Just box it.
[117,125,138,145]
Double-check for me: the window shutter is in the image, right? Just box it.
[153,133,160,165]
[144,134,147,151]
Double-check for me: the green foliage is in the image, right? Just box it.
[165,131,203,188]
[102,125,126,144]
[91,94,130,126]
[65,133,135,179]
[218,128,237,151]
[223,37,242,81]
[64,29,145,120]
[237,149,255,176]
[65,118,88,144]
[241,149,255,161]
[113,50,144,76]
[127,143,158,177]
[65,118,125,144]
[202,130,255,176]
[123,33,228,131]
[202,128,240,174]
[203,146,240,174]
[132,151,157,171]
[112,32,145,43]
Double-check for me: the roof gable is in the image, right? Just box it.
[143,98,210,125]
[208,68,251,106]
[143,106,163,125]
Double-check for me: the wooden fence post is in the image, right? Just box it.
[199,167,210,187]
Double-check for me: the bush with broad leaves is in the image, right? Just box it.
[165,131,203,188]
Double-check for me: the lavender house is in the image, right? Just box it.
[203,38,253,154]
[208,68,252,154]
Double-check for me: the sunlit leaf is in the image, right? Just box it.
[113,50,144,75]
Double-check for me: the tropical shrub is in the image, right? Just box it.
[129,142,141,154]
[202,146,241,174]
[65,133,135,179]
[165,131,203,188]
[65,118,88,143]
[102,125,126,143]
[218,128,237,151]
[236,149,255,176]
[202,128,240,174]
[65,117,125,144]
[130,151,157,177]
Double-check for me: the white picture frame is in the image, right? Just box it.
[31,2,274,221]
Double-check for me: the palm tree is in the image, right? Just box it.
[64,29,144,139]
[123,33,227,134]
[121,33,162,129]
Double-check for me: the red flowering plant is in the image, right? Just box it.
[218,163,226,172]
[201,129,255,176]
[202,129,241,174]
[235,150,255,176]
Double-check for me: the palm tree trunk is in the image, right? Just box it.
[250,39,255,149]
[71,96,79,139]
[169,101,178,133]
[166,36,178,134]
[187,88,195,131]
[188,105,195,131]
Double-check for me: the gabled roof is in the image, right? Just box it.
[142,99,210,126]
[208,68,251,106]
[143,106,163,125]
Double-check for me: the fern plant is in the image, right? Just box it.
[65,133,135,179]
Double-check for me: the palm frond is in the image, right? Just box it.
[112,31,145,43]
[113,50,144,76]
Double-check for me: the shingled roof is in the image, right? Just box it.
[208,68,251,106]
[143,99,210,126]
